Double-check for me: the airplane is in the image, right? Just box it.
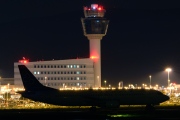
[17,65,169,110]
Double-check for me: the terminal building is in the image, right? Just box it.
[14,58,94,89]
[13,4,109,90]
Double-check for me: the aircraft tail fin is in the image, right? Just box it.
[18,65,47,91]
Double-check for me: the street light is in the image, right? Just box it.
[44,77,47,86]
[165,68,172,87]
[104,80,106,88]
[109,84,111,89]
[0,76,1,92]
[149,75,151,89]
[7,83,10,107]
[119,81,123,89]
[97,76,99,88]
[104,80,107,88]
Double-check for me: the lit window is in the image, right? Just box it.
[70,65,73,68]
[77,77,79,80]
[34,71,37,74]
[67,65,69,68]
[77,65,79,68]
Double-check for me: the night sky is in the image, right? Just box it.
[1,0,180,87]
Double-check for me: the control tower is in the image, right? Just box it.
[81,4,109,88]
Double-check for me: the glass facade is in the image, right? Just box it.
[81,18,109,34]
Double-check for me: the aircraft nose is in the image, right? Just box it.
[164,95,170,101]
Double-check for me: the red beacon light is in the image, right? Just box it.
[90,56,97,59]
[19,57,29,64]
[98,7,102,10]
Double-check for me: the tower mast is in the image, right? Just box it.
[81,4,109,88]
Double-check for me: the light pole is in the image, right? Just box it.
[6,83,9,107]
[0,76,1,92]
[44,77,47,86]
[119,81,123,89]
[165,68,171,87]
[104,80,106,88]
[149,75,151,89]
[97,76,99,88]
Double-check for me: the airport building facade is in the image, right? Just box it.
[14,58,95,90]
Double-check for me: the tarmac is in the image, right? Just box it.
[0,105,180,119]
